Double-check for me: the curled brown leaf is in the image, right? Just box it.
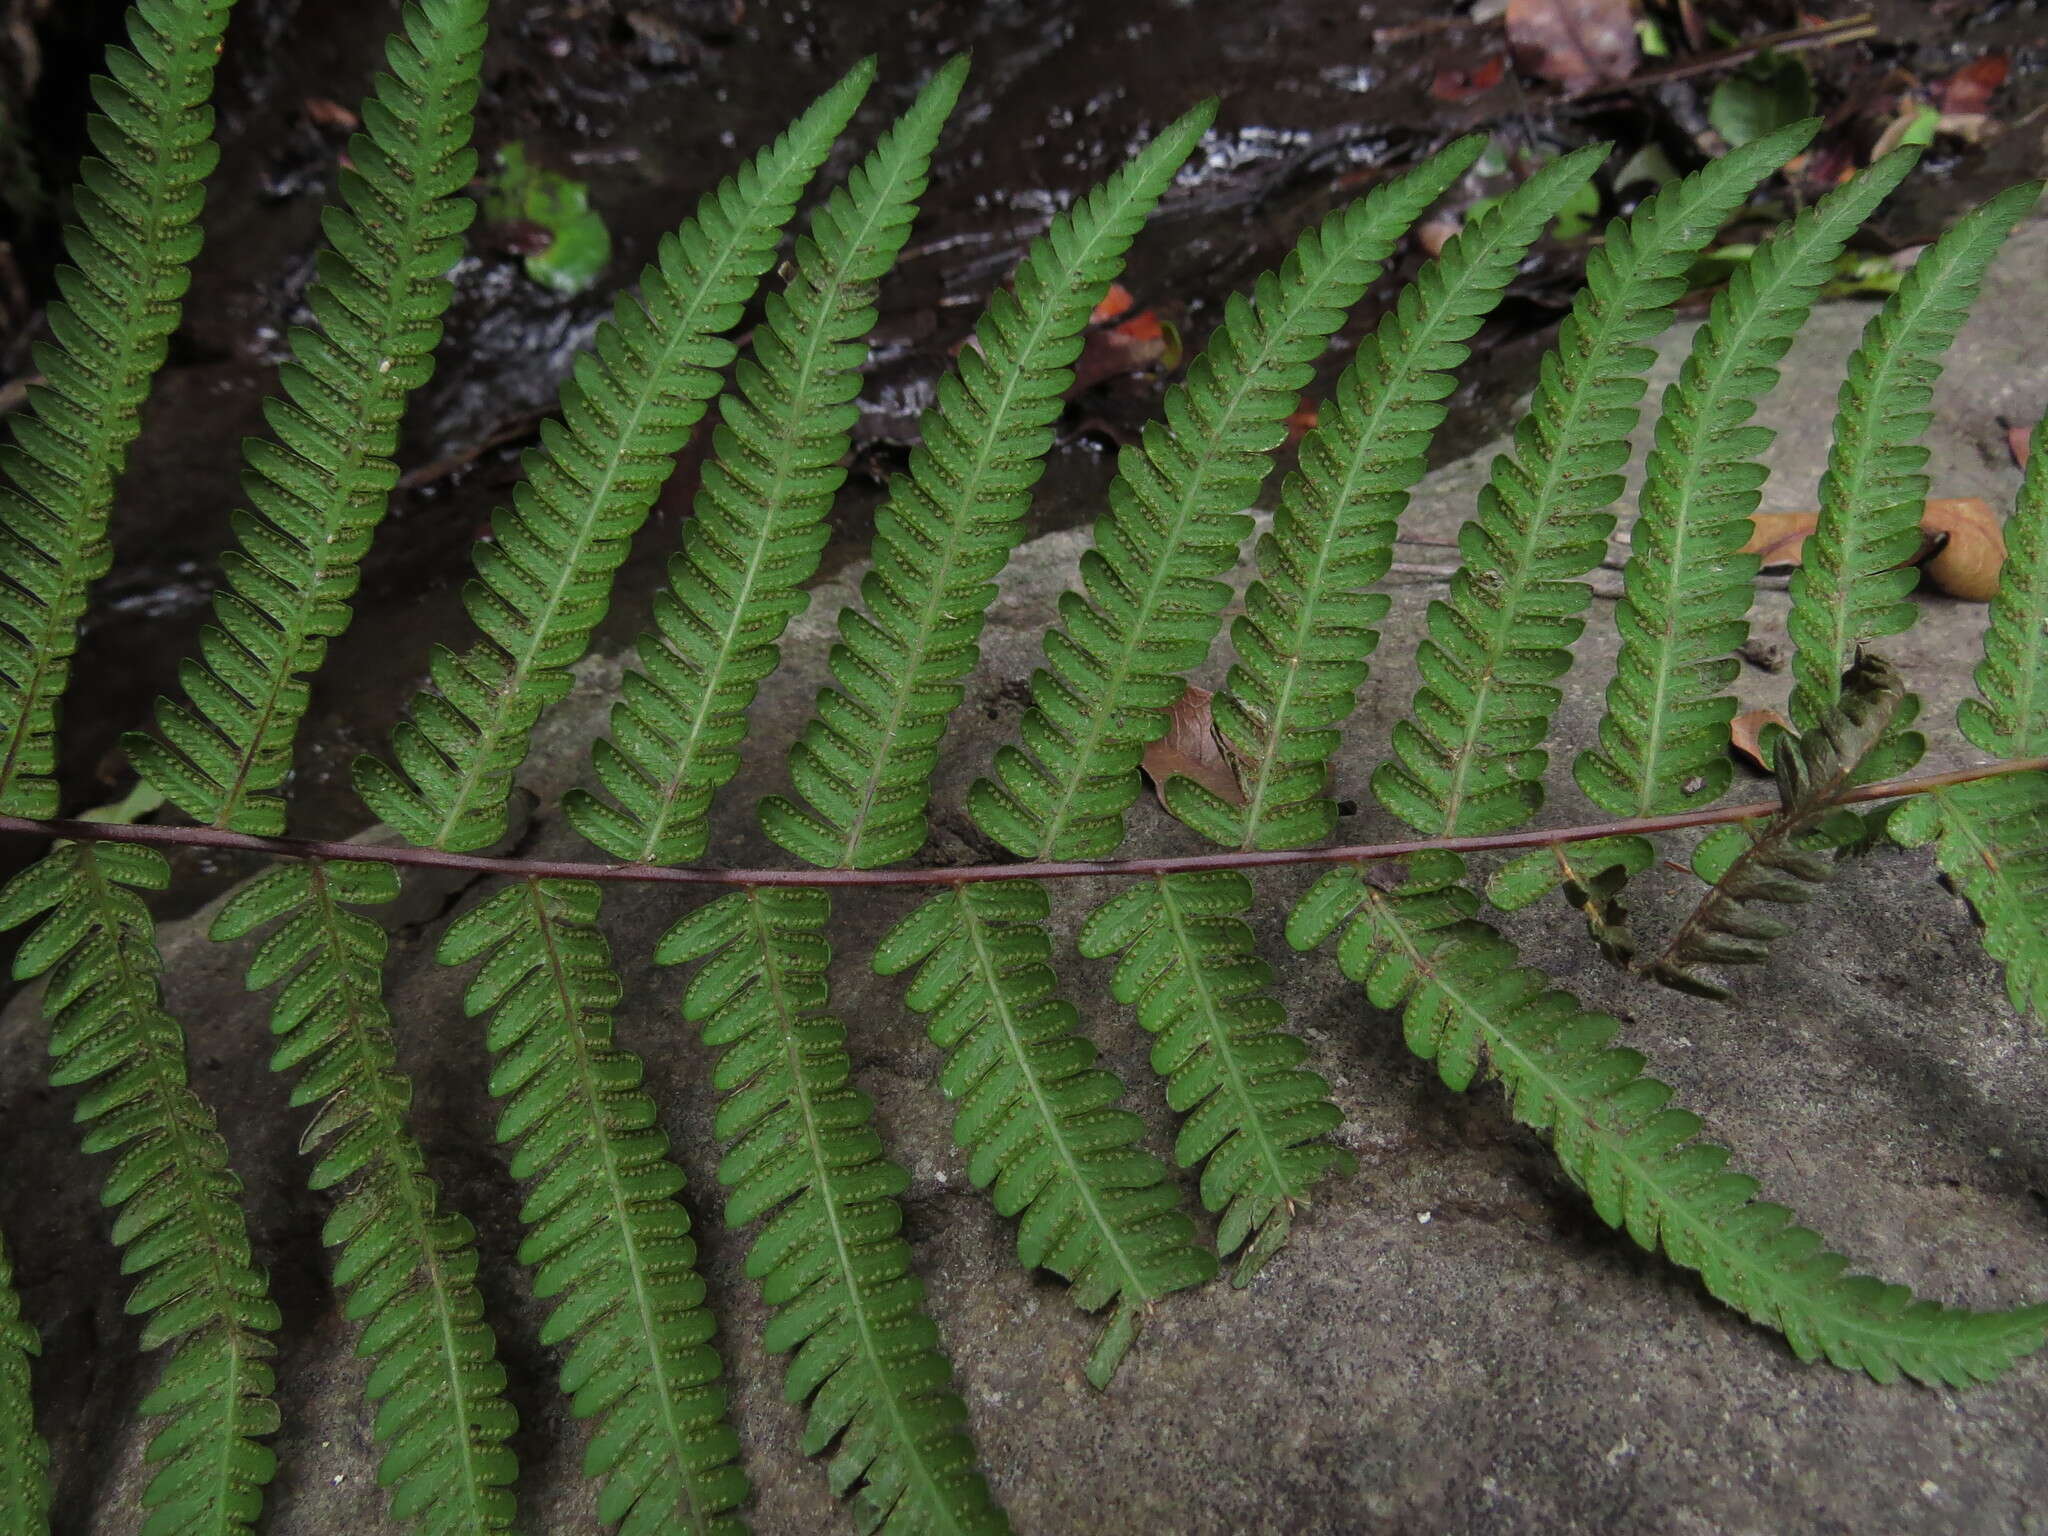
[1141,685,1247,810]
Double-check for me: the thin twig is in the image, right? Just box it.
[2,757,2039,890]
[1576,13,1877,98]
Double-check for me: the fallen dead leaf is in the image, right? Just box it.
[1730,708,1794,772]
[1069,305,1174,395]
[1431,53,1507,102]
[1506,0,1638,91]
[1741,499,2004,599]
[1141,685,1246,809]
[1934,53,2008,116]
[1089,282,1136,326]
[1285,396,1319,445]
[302,96,359,131]
[1920,496,2005,600]
[2009,423,2033,470]
[1740,510,1818,568]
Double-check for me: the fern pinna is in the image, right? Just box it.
[0,0,236,817]
[2,4,2048,1529]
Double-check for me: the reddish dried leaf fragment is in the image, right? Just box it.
[1431,53,1507,102]
[1934,54,2009,116]
[1730,708,1794,772]
[2010,423,2033,470]
[1142,685,1247,809]
[1506,0,1639,90]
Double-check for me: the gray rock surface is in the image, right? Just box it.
[5,220,2047,1536]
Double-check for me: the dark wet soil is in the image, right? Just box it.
[3,0,2045,911]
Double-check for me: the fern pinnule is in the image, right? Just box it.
[660,889,1008,1533]
[0,1229,49,1536]
[1784,179,2041,782]
[124,0,488,837]
[438,880,749,1535]
[875,883,1215,1385]
[1372,121,1817,840]
[1574,147,1922,825]
[1649,653,1903,999]
[1168,144,1606,852]
[1078,871,1355,1284]
[969,133,1489,862]
[0,843,280,1535]
[758,99,1217,872]
[356,58,877,853]
[0,0,236,817]
[1892,400,2048,1023]
[566,56,966,868]
[1291,853,2048,1388]
[210,860,518,1534]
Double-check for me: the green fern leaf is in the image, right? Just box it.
[660,889,1007,1533]
[1784,180,2041,780]
[757,100,1216,870]
[1372,122,1816,839]
[1889,400,2048,1024]
[355,58,878,852]
[563,56,964,866]
[436,879,747,1534]
[210,860,518,1533]
[969,134,1487,861]
[1649,653,1903,999]
[1290,853,2048,1387]
[0,1228,50,1536]
[1168,145,1606,850]
[875,882,1214,1382]
[123,0,487,836]
[0,0,237,816]
[0,843,280,1535]
[1078,871,1356,1284]
[1574,147,1921,821]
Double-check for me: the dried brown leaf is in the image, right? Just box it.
[1729,708,1793,772]
[1934,53,2008,116]
[1739,510,1818,568]
[1920,495,2005,601]
[2011,423,2034,470]
[1141,685,1246,809]
[1506,0,1638,90]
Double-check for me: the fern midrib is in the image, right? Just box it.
[1154,875,1292,1210]
[77,849,265,1531]
[1370,892,2024,1356]
[305,865,497,1530]
[955,893,1154,1317]
[209,178,450,832]
[1031,294,1347,857]
[629,217,907,866]
[0,27,222,806]
[1794,259,1966,720]
[524,880,709,1534]
[427,238,785,853]
[743,892,972,1535]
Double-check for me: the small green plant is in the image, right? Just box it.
[0,1,2043,1532]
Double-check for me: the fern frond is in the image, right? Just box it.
[1959,399,2048,760]
[436,880,747,1535]
[1890,400,2048,1024]
[1077,872,1354,1284]
[1891,777,2048,1025]
[564,57,965,866]
[1287,853,2048,1387]
[874,883,1214,1382]
[0,0,237,816]
[1649,654,1903,999]
[210,860,517,1534]
[1784,180,2040,781]
[1168,146,1606,850]
[757,101,1216,870]
[0,1228,50,1536]
[0,843,279,1535]
[1485,835,1651,966]
[354,59,877,852]
[124,0,487,836]
[660,890,1007,1533]
[1574,148,1921,820]
[1371,123,1815,839]
[969,135,1487,861]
